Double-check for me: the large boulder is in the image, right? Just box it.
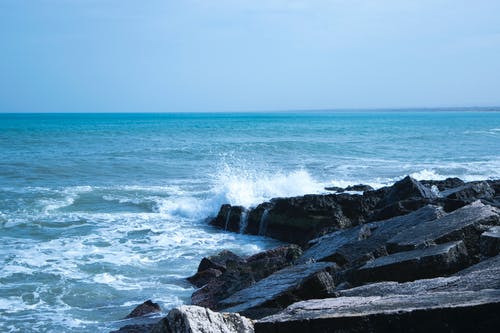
[258,194,354,245]
[151,305,254,333]
[354,241,469,284]
[255,290,500,333]
[219,262,337,319]
[188,250,245,288]
[480,226,500,257]
[337,254,500,297]
[421,177,465,191]
[209,205,247,233]
[387,201,500,259]
[441,181,495,203]
[191,245,302,309]
[299,205,445,267]
[374,176,436,210]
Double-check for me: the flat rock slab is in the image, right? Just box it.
[387,201,500,254]
[256,290,500,333]
[300,205,444,266]
[337,254,500,297]
[480,226,500,257]
[355,241,468,283]
[219,262,337,319]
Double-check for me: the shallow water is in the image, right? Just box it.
[0,110,499,332]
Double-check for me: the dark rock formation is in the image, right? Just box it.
[480,226,500,257]
[324,186,344,192]
[336,254,500,297]
[209,205,248,233]
[150,305,254,333]
[187,250,244,287]
[125,300,161,319]
[441,181,495,202]
[354,241,469,283]
[344,184,374,192]
[374,176,436,210]
[219,262,337,319]
[386,201,500,258]
[191,245,302,309]
[299,205,445,267]
[255,290,500,333]
[421,177,465,191]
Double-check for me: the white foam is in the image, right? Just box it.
[210,164,324,208]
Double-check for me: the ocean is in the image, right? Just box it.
[1,110,499,332]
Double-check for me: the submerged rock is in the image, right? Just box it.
[125,300,161,319]
[255,290,500,333]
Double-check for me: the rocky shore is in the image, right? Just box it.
[113,177,500,333]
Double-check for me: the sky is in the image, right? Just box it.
[1,0,500,112]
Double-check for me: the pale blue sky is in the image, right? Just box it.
[1,0,499,112]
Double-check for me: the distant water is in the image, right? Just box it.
[1,110,499,332]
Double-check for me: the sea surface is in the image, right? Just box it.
[1,110,499,332]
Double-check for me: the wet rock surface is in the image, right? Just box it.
[219,262,337,319]
[354,241,469,283]
[113,177,500,333]
[386,201,500,256]
[125,300,162,319]
[255,290,500,333]
[191,245,302,309]
[480,226,500,257]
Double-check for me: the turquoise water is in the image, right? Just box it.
[1,111,499,332]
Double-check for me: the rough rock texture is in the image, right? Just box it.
[480,226,500,257]
[336,254,500,297]
[255,290,500,333]
[421,177,465,191]
[219,262,337,319]
[354,241,469,283]
[379,176,437,205]
[125,300,162,319]
[191,245,302,309]
[209,205,247,233]
[387,201,500,257]
[151,305,254,333]
[344,184,374,192]
[441,181,495,202]
[187,250,244,288]
[299,205,445,267]
[259,194,355,245]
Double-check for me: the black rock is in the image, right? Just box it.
[354,241,469,284]
[441,181,495,203]
[299,205,445,267]
[255,290,500,333]
[480,226,500,257]
[386,201,500,258]
[375,176,437,209]
[125,300,161,319]
[421,177,465,191]
[344,184,374,192]
[337,254,500,298]
[209,205,247,232]
[219,262,338,319]
[324,186,344,192]
[191,245,302,310]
